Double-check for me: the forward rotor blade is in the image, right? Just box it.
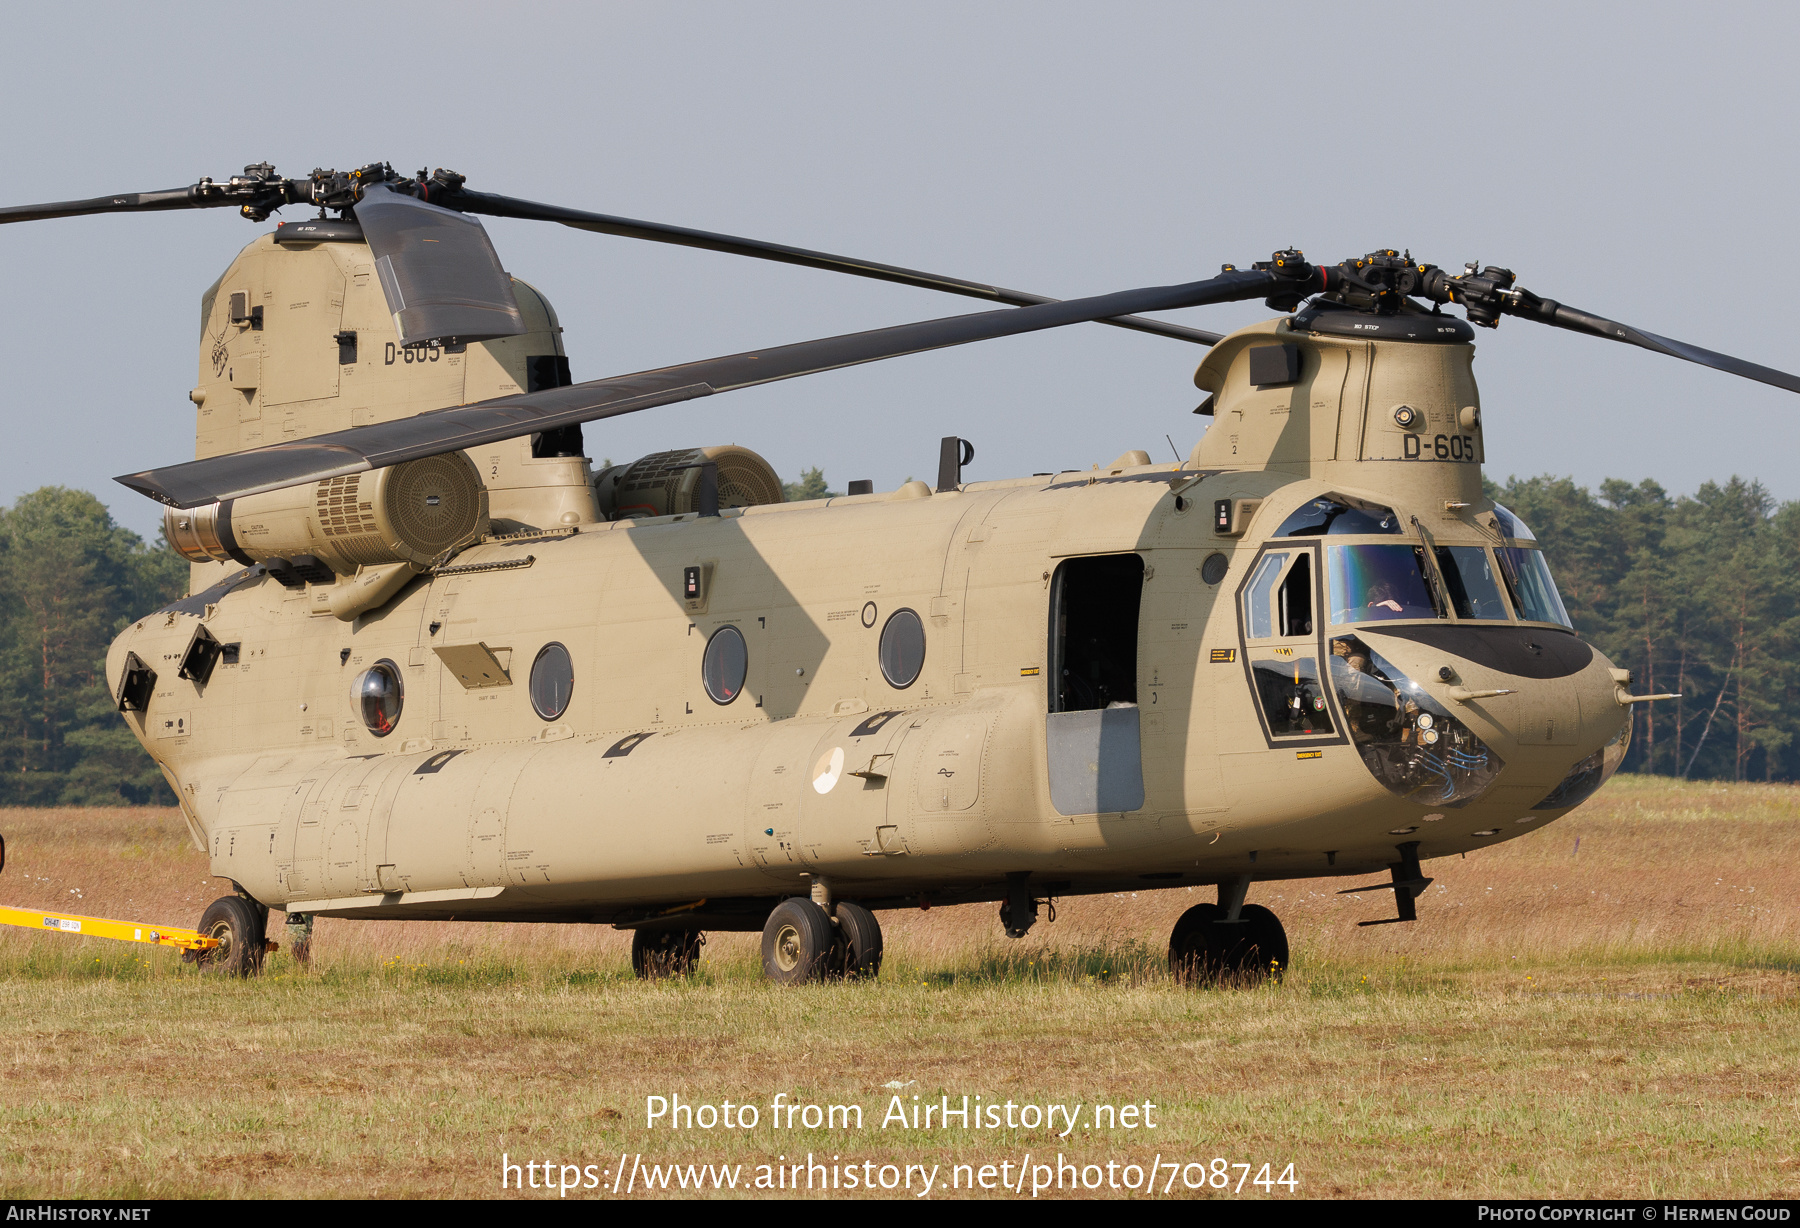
[0,186,225,224]
[354,187,526,348]
[451,189,1224,347]
[1538,302,1800,395]
[119,268,1276,508]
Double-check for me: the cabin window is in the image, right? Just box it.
[353,660,404,737]
[878,608,926,689]
[529,642,574,721]
[702,625,748,704]
[1048,554,1142,712]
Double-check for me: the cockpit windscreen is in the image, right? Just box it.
[1327,544,1440,624]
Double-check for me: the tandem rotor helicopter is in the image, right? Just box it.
[2,162,1792,986]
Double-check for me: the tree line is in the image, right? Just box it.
[0,488,187,805]
[1490,474,1800,782]
[0,471,1790,806]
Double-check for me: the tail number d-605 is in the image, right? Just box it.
[1402,433,1477,461]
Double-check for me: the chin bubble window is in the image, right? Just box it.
[1329,634,1502,806]
[702,625,748,704]
[878,608,926,688]
[352,659,404,737]
[529,642,574,721]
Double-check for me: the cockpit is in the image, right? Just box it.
[1233,492,1577,808]
[1273,494,1571,629]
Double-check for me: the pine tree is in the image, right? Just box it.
[0,489,186,804]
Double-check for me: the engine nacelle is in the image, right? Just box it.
[593,446,784,519]
[165,452,488,575]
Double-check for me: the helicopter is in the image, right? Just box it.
[3,162,1790,987]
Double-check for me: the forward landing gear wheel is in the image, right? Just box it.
[828,902,883,980]
[1168,903,1288,987]
[189,895,266,978]
[761,898,833,985]
[631,927,704,979]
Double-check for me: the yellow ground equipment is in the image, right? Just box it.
[0,834,276,975]
[0,904,220,952]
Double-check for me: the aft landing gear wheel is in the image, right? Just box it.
[828,902,883,980]
[190,895,267,978]
[631,927,704,979]
[761,898,833,985]
[1168,903,1288,988]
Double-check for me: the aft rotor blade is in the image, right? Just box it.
[452,189,1224,347]
[353,187,526,348]
[0,186,227,224]
[1537,302,1800,395]
[118,268,1276,508]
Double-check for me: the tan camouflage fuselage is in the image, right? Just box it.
[106,235,1630,923]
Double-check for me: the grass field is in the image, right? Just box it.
[0,775,1795,1199]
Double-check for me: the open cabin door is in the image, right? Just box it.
[1045,554,1146,815]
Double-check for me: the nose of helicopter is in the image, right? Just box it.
[1335,624,1630,813]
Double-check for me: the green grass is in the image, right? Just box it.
[0,778,1796,1198]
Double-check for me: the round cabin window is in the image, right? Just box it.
[530,642,574,721]
[353,659,404,737]
[702,625,748,704]
[878,608,926,689]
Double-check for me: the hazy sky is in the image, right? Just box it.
[2,2,1796,539]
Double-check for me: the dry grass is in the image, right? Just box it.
[0,775,1796,1199]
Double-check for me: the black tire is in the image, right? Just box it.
[1168,902,1288,988]
[631,927,704,979]
[1168,902,1228,986]
[193,895,266,978]
[1234,904,1289,983]
[761,898,833,985]
[829,902,884,980]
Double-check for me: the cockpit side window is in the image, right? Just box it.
[1237,545,1336,741]
[1497,546,1573,627]
[1280,552,1314,636]
[1243,552,1288,640]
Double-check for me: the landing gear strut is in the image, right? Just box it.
[285,912,313,967]
[1168,878,1288,987]
[998,872,1039,938]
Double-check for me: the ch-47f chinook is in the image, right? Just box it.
[3,163,1794,986]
